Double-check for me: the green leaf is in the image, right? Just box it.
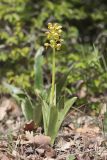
[57,97,77,134]
[47,106,58,144]
[21,98,33,121]
[42,100,50,135]
[3,82,33,120]
[34,47,44,92]
[46,97,77,145]
[103,111,107,132]
[63,97,77,117]
[23,93,42,124]
[56,65,74,101]
[67,155,76,160]
[3,82,26,103]
[33,101,42,125]
[57,95,65,110]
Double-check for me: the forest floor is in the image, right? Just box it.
[0,97,107,160]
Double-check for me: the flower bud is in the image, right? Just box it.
[56,43,61,50]
[48,23,52,29]
[44,43,49,48]
[54,33,59,40]
[58,29,62,33]
[50,40,54,45]
[60,39,64,42]
[56,25,62,30]
[47,33,51,39]
[50,44,55,48]
[45,31,50,35]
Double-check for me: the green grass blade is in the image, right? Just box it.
[33,101,42,125]
[42,100,50,135]
[57,95,65,110]
[34,47,44,92]
[103,111,107,132]
[21,98,33,121]
[47,106,58,144]
[57,97,77,134]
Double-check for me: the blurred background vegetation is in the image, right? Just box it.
[0,0,107,112]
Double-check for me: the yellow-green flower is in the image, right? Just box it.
[44,23,63,50]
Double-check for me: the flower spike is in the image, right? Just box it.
[44,23,63,50]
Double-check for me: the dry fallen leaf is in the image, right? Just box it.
[36,148,45,156]
[68,123,75,130]
[0,98,20,121]
[24,120,37,131]
[20,132,51,145]
[77,116,94,125]
[60,142,72,151]
[34,135,51,145]
[0,154,9,160]
[76,125,100,135]
[45,146,56,158]
[0,106,7,121]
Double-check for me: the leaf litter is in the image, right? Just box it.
[0,97,107,159]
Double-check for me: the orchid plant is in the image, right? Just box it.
[4,23,77,145]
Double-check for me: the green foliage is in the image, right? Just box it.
[67,155,76,160]
[41,83,76,144]
[4,45,77,144]
[48,97,77,144]
[34,47,44,92]
[40,35,77,144]
[103,111,107,132]
[2,0,107,142]
[3,47,44,125]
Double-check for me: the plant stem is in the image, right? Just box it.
[50,47,56,105]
